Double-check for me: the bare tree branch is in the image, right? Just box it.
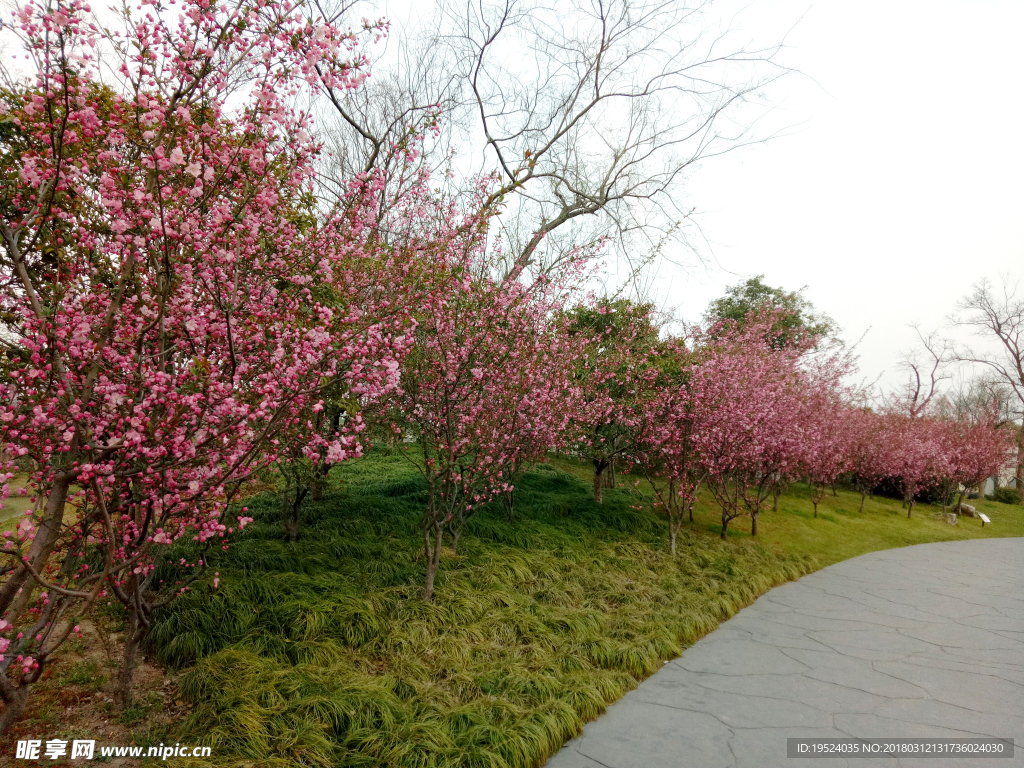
[952,275,1024,486]
[308,0,792,283]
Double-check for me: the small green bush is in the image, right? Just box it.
[986,487,1022,505]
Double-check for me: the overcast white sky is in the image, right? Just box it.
[649,0,1024,390]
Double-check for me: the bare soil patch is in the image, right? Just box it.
[0,616,189,767]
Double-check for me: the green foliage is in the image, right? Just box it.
[149,447,813,768]
[563,298,659,350]
[704,275,836,349]
[986,487,1022,505]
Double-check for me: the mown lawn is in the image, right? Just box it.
[548,456,1024,565]
[137,449,1021,768]
[701,481,1024,566]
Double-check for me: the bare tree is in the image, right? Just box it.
[308,0,791,282]
[934,371,1016,427]
[954,276,1024,488]
[888,325,954,418]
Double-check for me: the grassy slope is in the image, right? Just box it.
[709,483,1023,566]
[147,450,1023,768]
[549,457,1024,566]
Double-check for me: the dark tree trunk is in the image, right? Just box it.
[310,460,332,501]
[113,606,146,710]
[592,459,608,504]
[813,500,818,518]
[1015,428,1024,491]
[502,487,515,521]
[281,485,309,542]
[720,510,730,540]
[859,491,867,513]
[0,686,29,733]
[772,486,781,511]
[751,509,758,536]
[607,458,617,489]
[0,475,71,620]
[423,527,443,601]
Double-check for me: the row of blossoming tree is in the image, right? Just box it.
[0,0,1015,729]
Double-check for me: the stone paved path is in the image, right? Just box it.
[545,538,1024,768]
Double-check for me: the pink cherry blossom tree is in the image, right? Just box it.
[846,409,898,512]
[799,353,856,518]
[388,243,579,600]
[694,316,811,538]
[884,415,947,517]
[0,0,410,722]
[565,299,663,503]
[638,334,714,554]
[942,417,1014,511]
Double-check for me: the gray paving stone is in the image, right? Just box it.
[871,660,1024,714]
[671,636,812,676]
[633,675,834,728]
[727,726,863,768]
[895,622,1024,650]
[872,697,1023,737]
[543,538,1024,768]
[547,699,735,768]
[832,712,1002,740]
[718,672,882,712]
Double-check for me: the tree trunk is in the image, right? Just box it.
[449,525,462,554]
[310,461,331,501]
[812,500,818,518]
[905,493,915,517]
[281,485,309,542]
[669,522,677,556]
[0,685,30,734]
[423,527,443,601]
[0,474,71,619]
[502,488,515,521]
[1016,428,1024,491]
[592,459,608,504]
[113,607,145,710]
[720,510,729,540]
[607,458,617,489]
[859,491,867,513]
[772,486,781,511]
[751,509,758,536]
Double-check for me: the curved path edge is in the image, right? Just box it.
[544,538,1024,768]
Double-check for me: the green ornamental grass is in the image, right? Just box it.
[146,448,1022,767]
